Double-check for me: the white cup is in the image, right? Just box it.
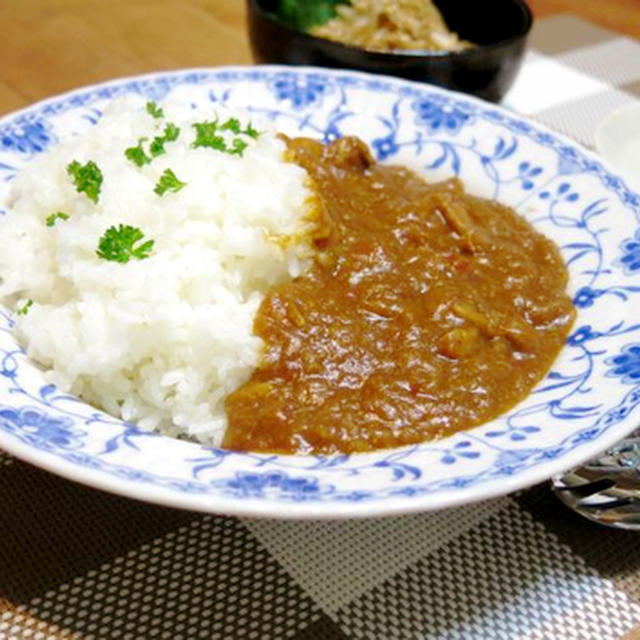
[594,102,640,194]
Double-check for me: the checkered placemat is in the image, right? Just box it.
[3,15,640,640]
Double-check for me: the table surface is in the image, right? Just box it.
[0,0,639,116]
[3,3,640,640]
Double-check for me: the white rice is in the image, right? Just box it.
[0,96,316,444]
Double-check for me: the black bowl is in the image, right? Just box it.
[247,0,533,102]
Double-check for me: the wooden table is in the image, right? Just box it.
[0,0,638,117]
[529,0,640,39]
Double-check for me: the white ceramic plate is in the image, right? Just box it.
[1,66,639,519]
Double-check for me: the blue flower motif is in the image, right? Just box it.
[412,96,472,134]
[535,132,556,145]
[571,428,599,444]
[1,119,54,154]
[517,161,543,190]
[568,324,599,347]
[538,181,579,202]
[0,406,83,447]
[215,470,326,500]
[616,228,640,275]
[573,286,602,309]
[439,440,481,464]
[269,73,330,110]
[323,123,342,144]
[604,175,623,190]
[606,344,640,384]
[623,191,640,208]
[559,146,579,160]
[372,135,399,161]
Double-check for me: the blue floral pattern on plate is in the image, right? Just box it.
[412,95,474,134]
[606,345,640,385]
[616,228,640,274]
[0,118,55,154]
[0,67,639,518]
[269,72,331,110]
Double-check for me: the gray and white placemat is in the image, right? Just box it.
[3,14,640,640]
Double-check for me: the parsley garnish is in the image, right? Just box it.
[125,138,152,167]
[45,211,70,227]
[163,122,180,141]
[275,0,348,31]
[16,299,33,316]
[192,121,226,150]
[230,138,248,156]
[96,225,155,263]
[220,118,242,134]
[149,123,180,157]
[146,101,164,119]
[67,160,103,203]
[192,118,259,156]
[149,138,164,158]
[125,123,180,166]
[154,168,186,196]
[244,123,259,139]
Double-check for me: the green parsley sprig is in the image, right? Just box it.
[124,123,180,167]
[149,123,180,157]
[146,101,165,119]
[220,118,242,134]
[242,122,259,139]
[192,122,226,152]
[16,299,33,316]
[125,138,152,167]
[67,160,103,203]
[192,117,259,156]
[96,225,155,263]
[154,168,186,196]
[45,211,70,227]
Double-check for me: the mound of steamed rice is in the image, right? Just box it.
[0,96,316,444]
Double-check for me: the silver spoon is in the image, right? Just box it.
[552,430,640,529]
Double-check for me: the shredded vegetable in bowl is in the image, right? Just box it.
[310,0,473,52]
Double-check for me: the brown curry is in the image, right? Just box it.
[223,136,575,454]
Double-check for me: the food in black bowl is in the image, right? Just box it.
[247,0,533,102]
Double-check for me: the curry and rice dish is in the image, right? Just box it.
[0,99,574,456]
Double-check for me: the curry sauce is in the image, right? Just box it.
[223,136,575,454]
